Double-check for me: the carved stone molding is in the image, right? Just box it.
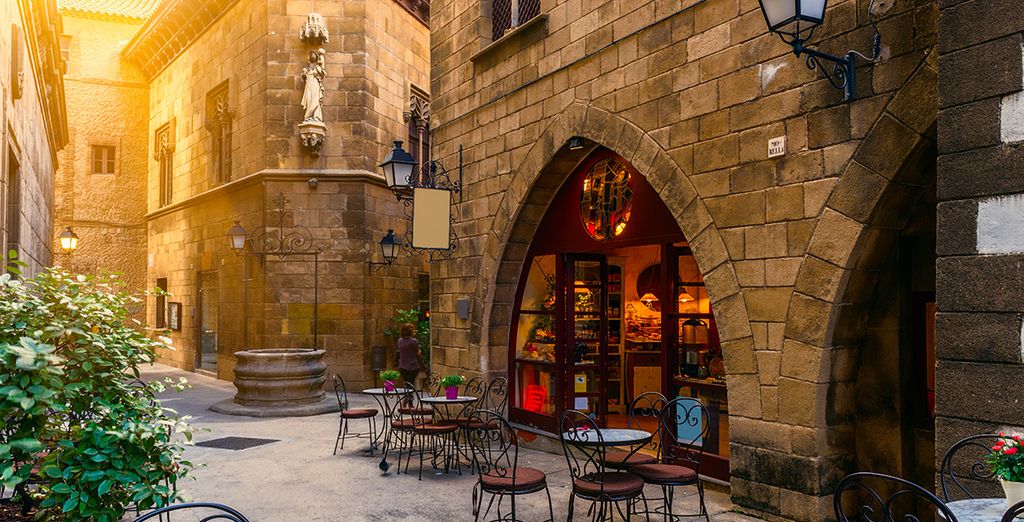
[299,121,327,158]
[299,12,329,45]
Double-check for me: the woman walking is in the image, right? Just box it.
[395,323,424,389]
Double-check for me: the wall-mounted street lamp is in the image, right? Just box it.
[58,226,79,254]
[227,221,248,253]
[367,229,401,272]
[378,140,464,262]
[758,0,882,100]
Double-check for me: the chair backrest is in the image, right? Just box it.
[423,371,441,396]
[558,409,604,481]
[463,376,487,398]
[833,472,958,522]
[466,409,518,480]
[332,374,348,411]
[657,396,709,473]
[482,376,509,415]
[1003,500,1024,522]
[133,502,250,522]
[628,391,666,453]
[939,433,1003,501]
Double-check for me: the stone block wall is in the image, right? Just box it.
[0,1,65,275]
[55,13,148,294]
[935,0,1024,467]
[428,0,939,518]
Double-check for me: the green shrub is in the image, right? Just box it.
[383,307,430,363]
[0,257,193,521]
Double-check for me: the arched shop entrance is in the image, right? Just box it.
[509,149,731,480]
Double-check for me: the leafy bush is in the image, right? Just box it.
[0,258,193,521]
[439,375,465,388]
[379,369,401,382]
[383,307,430,362]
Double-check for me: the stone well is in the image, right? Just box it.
[210,348,339,417]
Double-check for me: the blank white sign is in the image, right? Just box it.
[412,188,451,250]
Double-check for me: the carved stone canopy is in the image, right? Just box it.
[299,13,330,45]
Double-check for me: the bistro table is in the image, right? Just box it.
[362,387,412,472]
[560,428,653,447]
[946,498,1016,521]
[417,395,479,474]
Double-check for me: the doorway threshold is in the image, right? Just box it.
[194,368,218,379]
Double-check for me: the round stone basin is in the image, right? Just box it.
[232,348,327,407]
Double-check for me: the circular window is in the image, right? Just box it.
[580,157,633,241]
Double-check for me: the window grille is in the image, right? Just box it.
[492,0,541,41]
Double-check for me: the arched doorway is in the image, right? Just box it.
[508,148,731,479]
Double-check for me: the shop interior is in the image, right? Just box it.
[507,150,731,479]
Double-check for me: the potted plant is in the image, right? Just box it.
[380,369,401,392]
[987,433,1024,507]
[440,375,465,400]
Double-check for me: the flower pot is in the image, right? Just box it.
[445,385,459,400]
[1002,478,1024,508]
[383,380,396,392]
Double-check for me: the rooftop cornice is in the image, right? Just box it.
[120,0,239,79]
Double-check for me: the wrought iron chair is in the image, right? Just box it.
[833,472,959,521]
[423,371,442,396]
[332,374,378,455]
[1003,500,1024,522]
[133,502,250,521]
[467,409,554,522]
[940,433,1004,502]
[459,376,510,473]
[390,387,430,475]
[604,391,665,471]
[559,409,645,521]
[398,386,461,480]
[629,396,709,521]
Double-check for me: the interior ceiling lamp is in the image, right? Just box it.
[757,0,882,100]
[568,136,585,150]
[368,229,401,272]
[58,226,79,253]
[640,292,659,308]
[678,289,695,303]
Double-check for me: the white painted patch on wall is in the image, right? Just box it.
[1020,318,1024,363]
[977,193,1024,254]
[1000,44,1024,144]
[761,61,786,91]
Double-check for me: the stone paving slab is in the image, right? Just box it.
[143,364,762,521]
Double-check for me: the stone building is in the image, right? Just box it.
[74,0,430,386]
[54,0,153,293]
[1,0,68,275]
[426,0,947,519]
[935,0,1024,492]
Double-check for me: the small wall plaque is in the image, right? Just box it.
[456,297,470,320]
[168,302,182,331]
[768,136,787,158]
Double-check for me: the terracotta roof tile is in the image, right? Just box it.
[58,0,163,20]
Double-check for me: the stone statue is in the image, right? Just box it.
[301,48,325,123]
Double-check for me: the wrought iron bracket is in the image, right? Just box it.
[392,145,463,203]
[791,43,857,101]
[367,260,393,273]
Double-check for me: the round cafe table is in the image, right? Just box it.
[946,498,1016,521]
[560,428,653,447]
[419,395,479,421]
[362,387,412,473]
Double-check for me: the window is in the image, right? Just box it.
[60,35,71,72]
[155,278,167,329]
[91,145,115,174]
[492,0,540,40]
[5,150,20,262]
[155,120,174,206]
[205,82,233,186]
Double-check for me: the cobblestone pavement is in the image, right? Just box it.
[144,364,762,522]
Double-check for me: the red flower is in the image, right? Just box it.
[1014,435,1021,442]
[1000,432,1006,437]
[994,445,1005,451]
[1005,447,1018,455]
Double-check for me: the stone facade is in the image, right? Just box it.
[0,0,67,275]
[109,0,431,387]
[54,4,150,294]
[935,0,1024,481]
[428,0,939,519]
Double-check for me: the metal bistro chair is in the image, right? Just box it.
[332,374,378,455]
[560,409,645,521]
[604,392,666,471]
[628,396,709,521]
[400,386,462,480]
[459,376,510,473]
[133,502,250,521]
[1003,500,1024,522]
[940,433,1005,502]
[833,472,959,522]
[391,387,430,475]
[423,371,442,396]
[467,409,554,522]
